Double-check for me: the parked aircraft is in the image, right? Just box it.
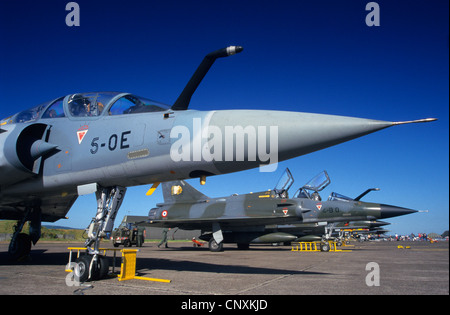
[0,45,434,277]
[147,169,418,251]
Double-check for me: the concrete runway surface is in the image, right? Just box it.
[0,240,448,296]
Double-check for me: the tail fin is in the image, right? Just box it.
[161,180,209,204]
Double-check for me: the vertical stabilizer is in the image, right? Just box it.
[161,180,209,204]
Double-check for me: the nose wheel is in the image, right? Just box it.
[74,255,109,282]
[81,185,126,280]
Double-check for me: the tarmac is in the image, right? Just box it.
[0,240,448,296]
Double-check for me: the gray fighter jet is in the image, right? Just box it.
[147,169,418,251]
[265,220,391,245]
[0,46,434,264]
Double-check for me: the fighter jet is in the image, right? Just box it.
[265,220,391,244]
[147,169,418,251]
[0,45,434,264]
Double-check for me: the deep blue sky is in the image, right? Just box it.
[1,0,448,235]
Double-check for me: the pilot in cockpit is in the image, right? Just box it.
[311,192,321,201]
[68,94,90,117]
[277,189,288,199]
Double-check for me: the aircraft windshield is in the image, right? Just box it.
[328,192,353,202]
[293,188,310,199]
[109,94,170,115]
[13,101,54,123]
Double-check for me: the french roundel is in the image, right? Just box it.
[161,210,168,217]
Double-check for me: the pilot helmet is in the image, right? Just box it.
[68,94,91,116]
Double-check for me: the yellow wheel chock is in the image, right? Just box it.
[291,241,351,252]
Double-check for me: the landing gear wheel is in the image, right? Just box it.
[75,254,109,282]
[209,238,224,252]
[75,255,94,283]
[321,242,330,252]
[97,256,109,279]
[8,233,31,261]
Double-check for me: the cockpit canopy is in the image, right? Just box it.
[291,170,359,202]
[302,170,331,192]
[1,92,171,124]
[293,170,334,201]
[273,168,294,198]
[268,169,357,202]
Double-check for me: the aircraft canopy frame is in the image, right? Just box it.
[273,168,294,198]
[2,92,172,124]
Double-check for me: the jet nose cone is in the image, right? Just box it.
[208,110,394,173]
[379,204,418,219]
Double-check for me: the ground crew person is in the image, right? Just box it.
[158,228,170,248]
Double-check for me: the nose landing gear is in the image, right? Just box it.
[77,185,126,281]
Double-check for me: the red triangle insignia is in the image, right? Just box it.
[77,130,87,144]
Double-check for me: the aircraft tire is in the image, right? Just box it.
[8,233,31,261]
[97,256,109,279]
[75,255,108,282]
[75,255,94,283]
[321,243,330,252]
[209,238,223,252]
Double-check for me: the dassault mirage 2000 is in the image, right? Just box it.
[0,45,434,268]
[147,169,418,251]
[267,220,392,246]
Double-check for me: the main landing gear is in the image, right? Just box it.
[75,185,126,281]
[208,238,223,252]
[8,206,41,261]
